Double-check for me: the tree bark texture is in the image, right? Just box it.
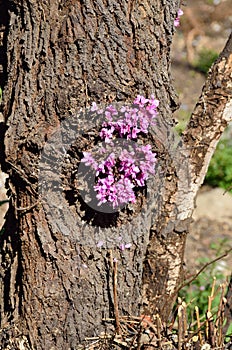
[0,0,231,348]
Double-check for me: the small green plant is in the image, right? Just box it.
[194,48,219,74]
[175,119,188,135]
[179,262,223,319]
[205,138,232,192]
[179,239,230,321]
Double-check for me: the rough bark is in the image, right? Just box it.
[0,0,231,349]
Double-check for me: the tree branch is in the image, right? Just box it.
[173,32,232,221]
[183,32,232,187]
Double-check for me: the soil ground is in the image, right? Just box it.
[186,188,232,277]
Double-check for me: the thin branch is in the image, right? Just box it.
[176,247,232,294]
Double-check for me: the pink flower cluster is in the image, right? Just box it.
[174,8,184,27]
[82,96,158,209]
[95,95,159,142]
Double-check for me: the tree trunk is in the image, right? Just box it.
[0,0,231,348]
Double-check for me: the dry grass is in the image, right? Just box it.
[77,258,232,350]
[77,296,231,349]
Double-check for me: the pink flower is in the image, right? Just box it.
[125,243,132,249]
[116,120,131,136]
[90,102,98,112]
[149,95,159,108]
[174,8,184,27]
[105,111,113,121]
[116,178,136,205]
[82,152,98,169]
[139,117,149,133]
[174,18,180,27]
[99,126,115,142]
[82,96,159,209]
[131,126,140,139]
[134,95,149,107]
[106,105,118,116]
[119,242,132,250]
